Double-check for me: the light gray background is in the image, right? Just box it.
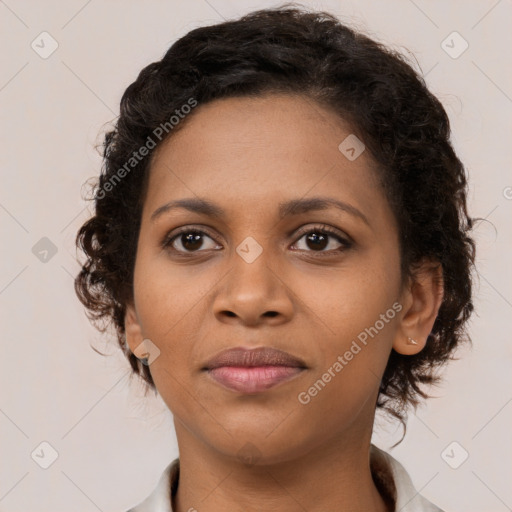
[1,1,511,511]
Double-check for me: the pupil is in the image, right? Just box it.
[179,232,329,252]
[182,232,203,251]
[307,233,327,250]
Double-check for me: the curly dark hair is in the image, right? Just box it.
[75,4,475,432]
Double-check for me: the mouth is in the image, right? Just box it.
[202,346,307,394]
[206,365,305,393]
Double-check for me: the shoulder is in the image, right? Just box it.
[371,444,445,512]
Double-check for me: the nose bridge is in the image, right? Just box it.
[230,208,277,276]
[230,233,279,300]
[213,230,293,323]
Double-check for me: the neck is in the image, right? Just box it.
[172,421,390,512]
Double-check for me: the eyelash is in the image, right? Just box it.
[161,224,353,257]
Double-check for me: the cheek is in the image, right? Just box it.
[293,350,381,448]
[133,249,206,337]
[292,254,400,402]
[132,254,206,391]
[294,252,401,344]
[294,282,399,438]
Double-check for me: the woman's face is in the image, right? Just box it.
[126,93,406,464]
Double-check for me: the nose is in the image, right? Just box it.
[212,245,294,327]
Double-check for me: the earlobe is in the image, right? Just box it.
[124,302,145,355]
[393,261,444,356]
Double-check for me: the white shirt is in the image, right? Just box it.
[127,444,444,511]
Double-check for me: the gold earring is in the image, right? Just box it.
[407,337,419,345]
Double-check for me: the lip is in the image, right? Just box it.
[202,347,307,394]
[207,366,305,393]
[203,346,307,370]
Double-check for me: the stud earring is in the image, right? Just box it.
[407,337,419,345]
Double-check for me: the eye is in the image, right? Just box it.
[291,224,352,254]
[162,228,221,254]
[162,224,352,256]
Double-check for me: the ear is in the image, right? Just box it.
[393,260,444,355]
[124,301,146,358]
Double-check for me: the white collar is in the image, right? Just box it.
[127,444,444,512]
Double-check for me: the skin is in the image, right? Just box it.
[124,93,443,512]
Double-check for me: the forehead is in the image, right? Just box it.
[144,93,385,221]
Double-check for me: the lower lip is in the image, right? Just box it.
[206,366,304,393]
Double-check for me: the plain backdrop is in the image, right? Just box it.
[1,1,511,511]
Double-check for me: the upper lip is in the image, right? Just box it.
[203,347,307,370]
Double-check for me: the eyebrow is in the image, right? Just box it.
[150,196,369,226]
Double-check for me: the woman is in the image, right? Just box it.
[75,5,475,511]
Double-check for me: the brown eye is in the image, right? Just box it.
[291,225,352,253]
[163,229,220,253]
[309,233,329,250]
